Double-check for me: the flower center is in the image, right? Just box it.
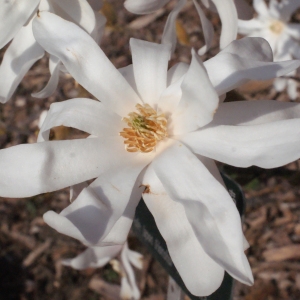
[120,103,168,153]
[269,20,284,35]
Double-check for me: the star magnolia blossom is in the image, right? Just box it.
[63,242,142,300]
[124,0,253,54]
[0,0,106,103]
[238,0,300,100]
[1,11,300,296]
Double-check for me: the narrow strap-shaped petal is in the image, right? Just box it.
[0,19,44,103]
[193,0,214,55]
[62,245,122,269]
[0,0,40,48]
[210,0,238,49]
[130,38,171,106]
[124,0,170,14]
[238,19,264,35]
[142,164,225,296]
[33,12,141,116]
[0,136,134,197]
[120,244,141,300]
[152,143,253,286]
[180,118,300,168]
[44,153,150,246]
[253,0,270,17]
[38,98,123,141]
[211,100,300,126]
[161,0,186,54]
[171,49,219,135]
[32,55,61,98]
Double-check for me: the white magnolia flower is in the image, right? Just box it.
[238,0,300,100]
[0,0,106,103]
[63,242,143,300]
[1,12,300,296]
[124,0,253,53]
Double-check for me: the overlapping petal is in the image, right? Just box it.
[0,20,44,103]
[130,39,171,106]
[171,50,219,135]
[152,143,253,285]
[33,12,141,116]
[62,245,122,269]
[204,38,300,96]
[0,137,133,198]
[0,0,40,49]
[38,98,123,141]
[32,55,61,98]
[142,165,225,296]
[44,152,149,246]
[180,118,300,168]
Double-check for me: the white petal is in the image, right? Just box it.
[286,24,300,40]
[273,77,287,91]
[152,143,253,285]
[193,0,214,55]
[124,0,170,14]
[161,0,186,54]
[211,100,300,126]
[32,55,61,98]
[171,50,219,135]
[121,244,141,300]
[159,65,189,115]
[44,153,150,246]
[0,137,130,197]
[0,20,44,103]
[219,37,273,62]
[0,0,40,48]
[37,98,123,141]
[166,62,189,86]
[130,38,171,106]
[204,42,300,96]
[62,245,122,270]
[234,0,254,20]
[119,64,139,95]
[287,79,298,100]
[238,19,264,35]
[142,164,225,296]
[33,12,140,116]
[210,0,238,49]
[253,0,270,17]
[50,0,101,38]
[180,118,300,168]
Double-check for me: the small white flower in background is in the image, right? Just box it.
[1,12,300,296]
[63,242,143,300]
[238,0,300,100]
[124,0,253,54]
[0,0,106,103]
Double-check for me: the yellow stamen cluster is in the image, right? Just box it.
[120,103,168,153]
[269,20,284,35]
